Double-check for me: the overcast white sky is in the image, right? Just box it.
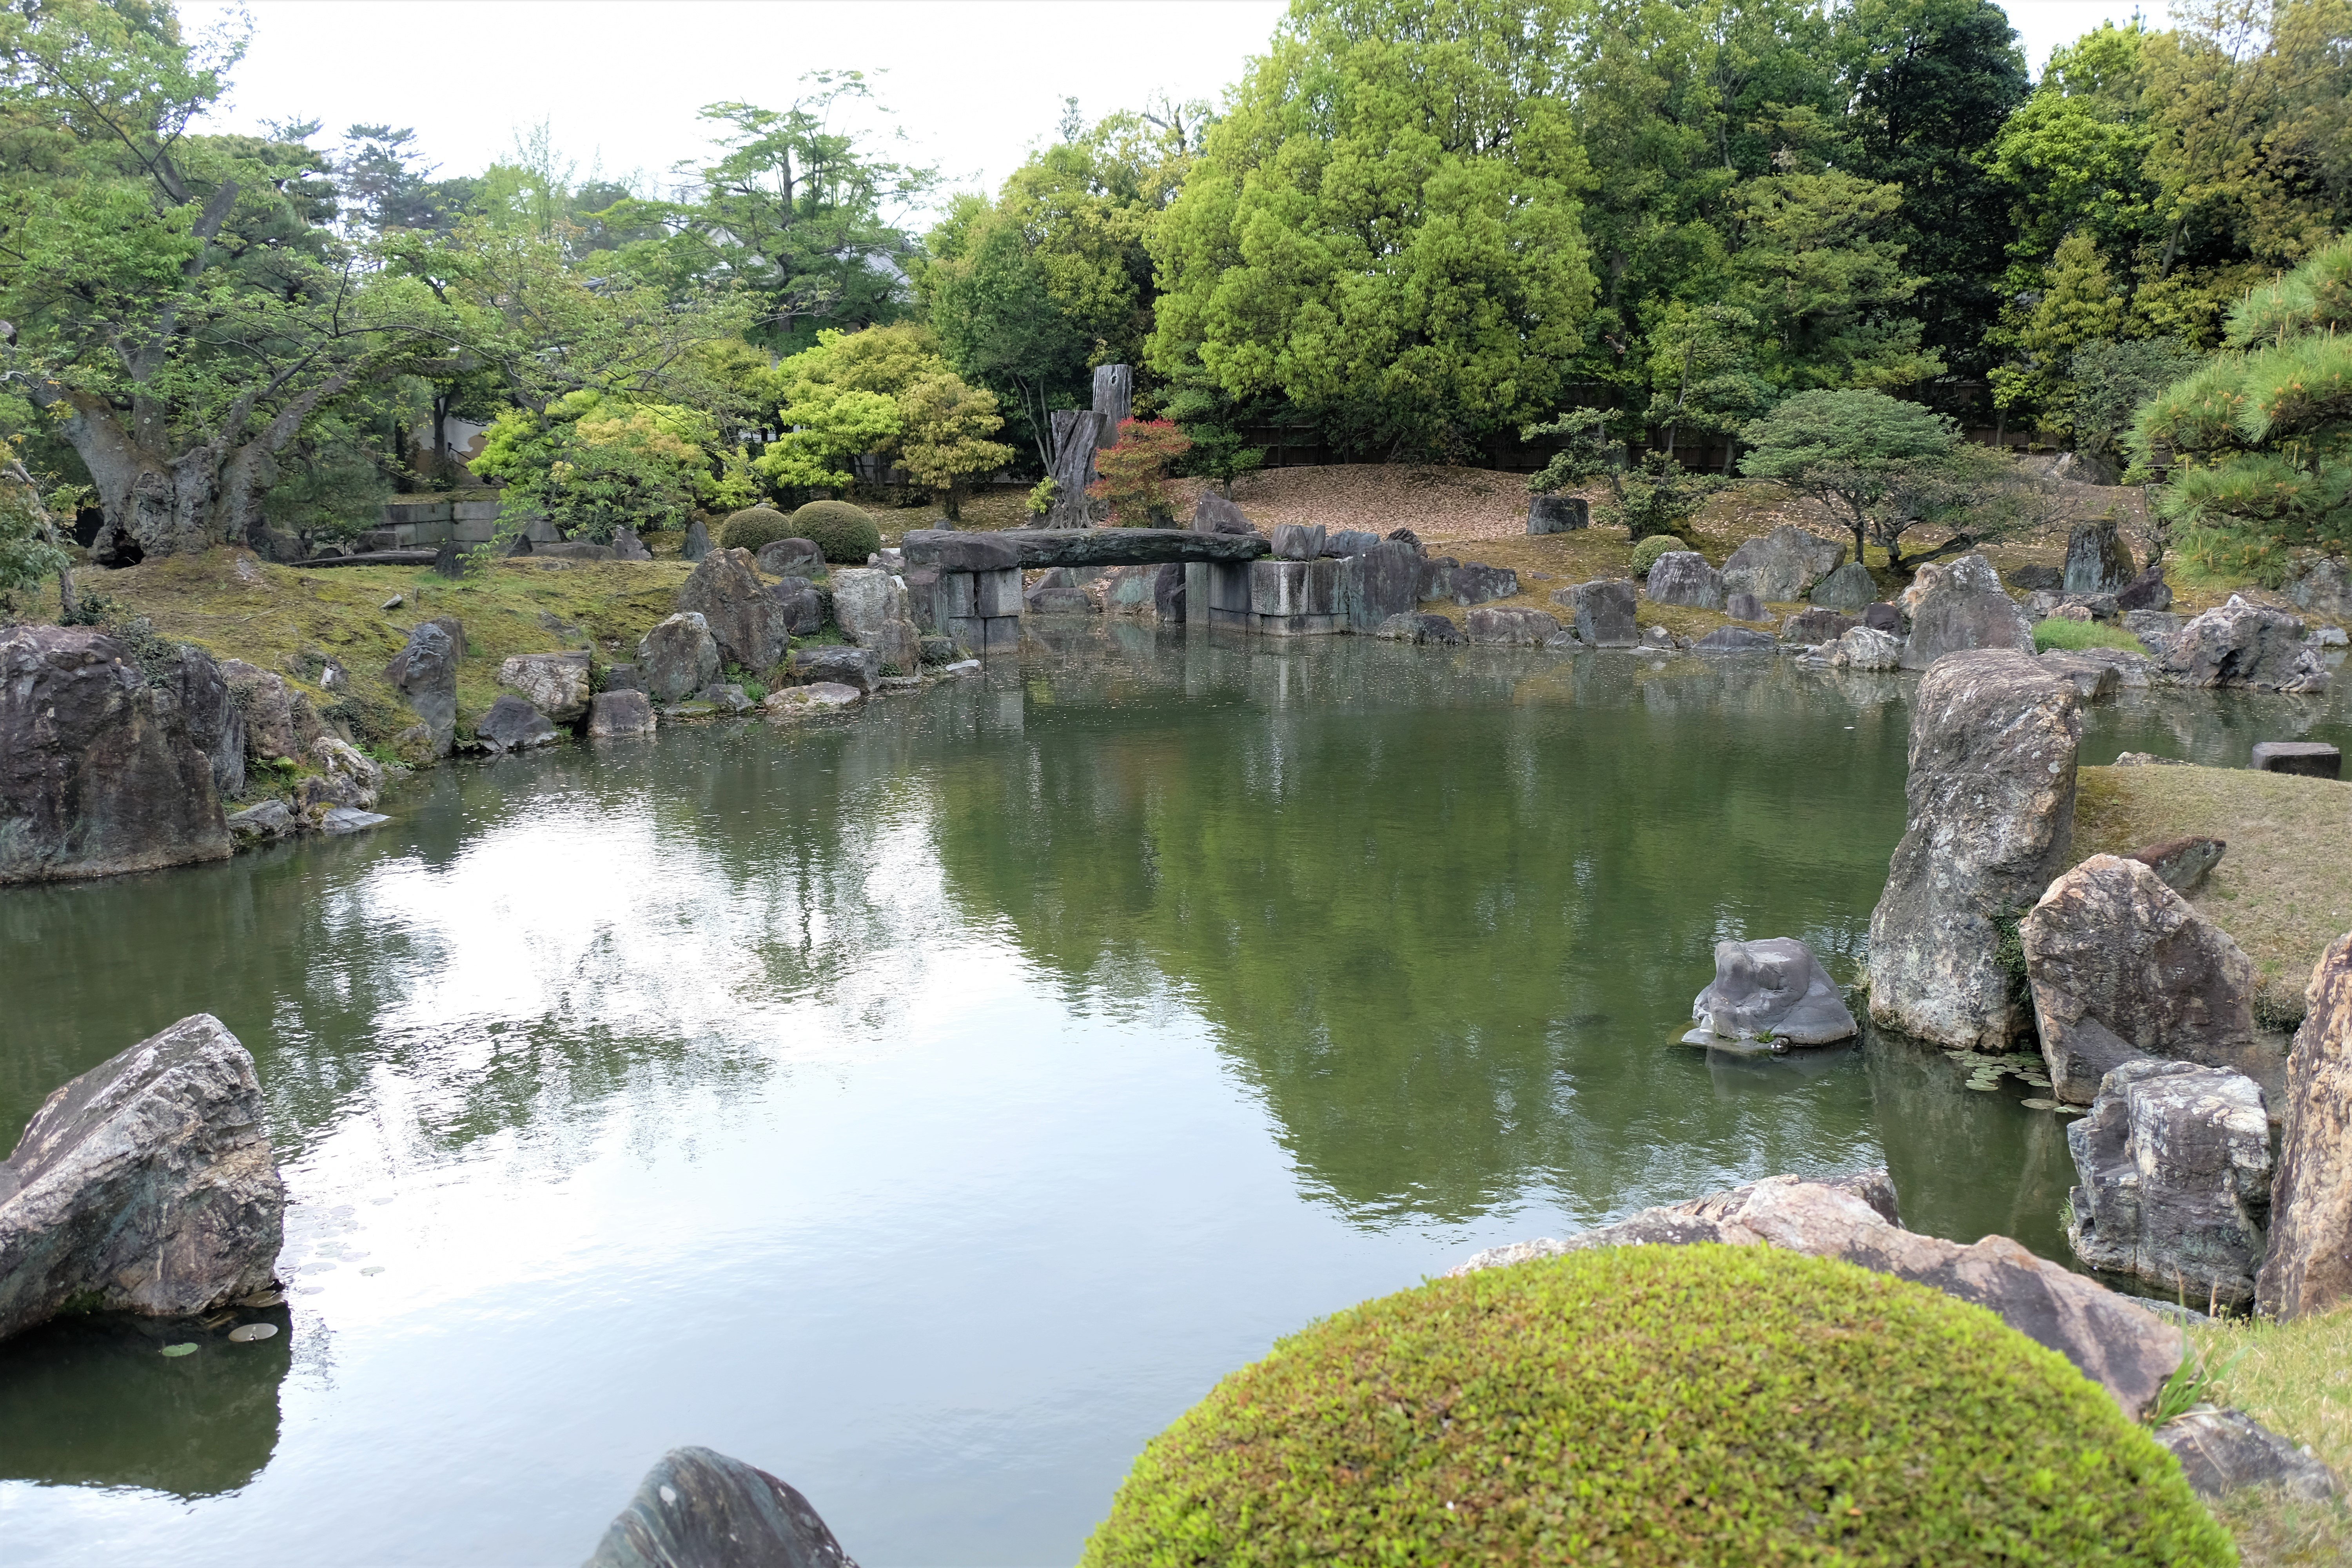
[184,0,2172,220]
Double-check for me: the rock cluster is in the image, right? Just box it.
[2161,596,2328,692]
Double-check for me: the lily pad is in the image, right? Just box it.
[1964,1080,2000,1092]
[2021,1098,2061,1111]
[160,1343,198,1358]
[359,1266,384,1276]
[226,1323,278,1344]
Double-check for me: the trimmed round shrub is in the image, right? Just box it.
[789,499,881,564]
[1631,532,1678,577]
[719,506,794,553]
[1082,1245,2229,1568]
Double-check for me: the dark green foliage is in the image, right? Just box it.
[1082,1245,2230,1567]
[2072,341,2205,465]
[718,506,795,552]
[788,499,880,564]
[1524,410,1715,542]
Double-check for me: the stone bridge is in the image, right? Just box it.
[898,526,1425,650]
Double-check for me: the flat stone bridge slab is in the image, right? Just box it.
[900,528,1269,570]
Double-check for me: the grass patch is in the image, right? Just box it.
[2073,764,2352,1025]
[2186,1306,2352,1566]
[2036,617,2148,653]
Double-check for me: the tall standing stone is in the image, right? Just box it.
[1091,363,1133,439]
[2258,934,2352,1320]
[1867,650,2081,1050]
[1644,551,1724,610]
[384,620,460,759]
[676,548,790,674]
[2063,518,2137,596]
[681,519,711,563]
[1045,410,1108,529]
[1898,553,2034,670]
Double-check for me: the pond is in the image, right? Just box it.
[1,626,2343,1566]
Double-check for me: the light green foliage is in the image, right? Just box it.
[0,454,71,606]
[893,374,1014,519]
[1630,532,1679,576]
[2034,617,2148,652]
[472,392,740,541]
[1082,1245,2231,1566]
[1147,0,1596,458]
[2133,237,2352,568]
[787,499,880,563]
[754,324,1007,503]
[717,507,795,553]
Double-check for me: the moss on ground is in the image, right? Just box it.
[2187,1306,2352,1565]
[2073,764,2352,1026]
[1083,1243,2230,1567]
[2036,617,2149,652]
[45,549,696,750]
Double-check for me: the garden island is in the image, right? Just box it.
[2,0,2351,1564]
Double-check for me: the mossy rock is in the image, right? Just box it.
[1082,1244,2229,1567]
[719,506,795,553]
[1631,533,1678,577]
[789,499,881,564]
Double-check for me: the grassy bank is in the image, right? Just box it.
[2188,1307,2352,1564]
[2072,764,2352,1026]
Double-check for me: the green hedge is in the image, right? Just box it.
[789,499,881,564]
[1082,1244,2228,1568]
[1631,533,1678,577]
[719,506,795,553]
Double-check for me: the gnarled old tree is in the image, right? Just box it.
[0,1,405,561]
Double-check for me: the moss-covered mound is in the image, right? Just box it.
[1083,1245,2228,1568]
[1631,532,1677,577]
[718,506,794,552]
[789,499,880,563]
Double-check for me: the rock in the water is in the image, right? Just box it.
[384,621,461,758]
[1692,625,1777,653]
[226,799,296,842]
[0,1014,284,1340]
[763,682,863,719]
[1688,937,1857,1045]
[1152,562,1186,623]
[1722,524,1846,604]
[477,695,558,754]
[1374,612,1463,645]
[296,737,383,816]
[218,659,326,763]
[1528,494,1588,534]
[2065,1060,2270,1307]
[2154,1407,2338,1501]
[790,646,880,697]
[2037,651,2121,702]
[2161,596,2329,692]
[1898,553,2034,670]
[2251,740,2341,779]
[1450,563,1518,606]
[581,1445,855,1568]
[2024,855,2259,1103]
[2063,519,2137,595]
[694,684,754,715]
[1828,624,1904,670]
[498,651,592,723]
[677,549,790,675]
[637,613,723,704]
[0,626,234,884]
[1723,591,1767,623]
[1808,560,1877,611]
[1346,540,1421,630]
[1446,1172,2180,1417]
[1556,579,1639,646]
[1271,522,1325,561]
[681,520,710,563]
[318,806,387,834]
[1465,607,1558,646]
[587,690,656,738]
[2128,836,2226,894]
[2116,565,2172,612]
[755,538,825,578]
[1868,651,2081,1051]
[1644,550,1724,610]
[2258,934,2352,1320]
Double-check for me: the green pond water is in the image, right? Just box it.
[0,625,2343,1565]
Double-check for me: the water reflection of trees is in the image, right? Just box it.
[933,631,1927,1225]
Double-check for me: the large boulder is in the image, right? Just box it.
[0,1014,284,1340]
[676,548,789,675]
[611,525,652,562]
[1867,651,2082,1051]
[1722,524,1846,604]
[1192,492,1255,534]
[681,519,711,563]
[1464,606,1558,646]
[497,651,592,724]
[754,537,824,578]
[384,621,460,758]
[830,567,922,670]
[1527,494,1588,534]
[790,645,881,697]
[581,1446,856,1568]
[1024,566,1093,613]
[156,643,245,800]
[1782,608,1860,645]
[1449,563,1518,606]
[1898,553,2034,670]
[0,626,233,884]
[2258,933,2352,1321]
[218,659,326,762]
[586,690,656,738]
[2024,855,2260,1103]
[1447,1172,2181,1417]
[1808,559,1877,611]
[1827,624,1904,670]
[1688,937,1857,1045]
[2065,1060,2271,1308]
[2116,565,2173,612]
[1644,550,1724,610]
[1692,624,1777,653]
[762,682,863,720]
[295,736,383,815]
[766,578,827,637]
[1271,522,1325,561]
[2284,554,2350,619]
[2063,519,2137,595]
[476,695,558,755]
[1555,578,1639,646]
[1374,612,1464,645]
[1346,539,1421,630]
[636,613,722,704]
[2161,596,2329,693]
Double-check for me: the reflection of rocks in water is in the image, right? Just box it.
[1703,1039,1862,1094]
[1862,1022,2078,1259]
[0,1307,288,1495]
[2086,685,2347,767]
